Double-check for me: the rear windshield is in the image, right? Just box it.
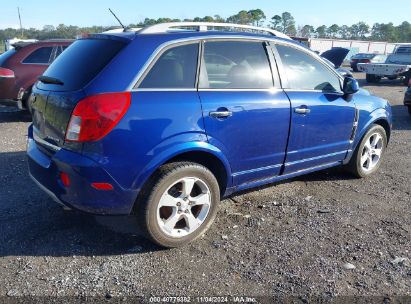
[38,38,126,91]
[0,49,16,66]
[396,47,411,54]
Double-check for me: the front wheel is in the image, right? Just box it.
[346,125,387,178]
[136,162,220,248]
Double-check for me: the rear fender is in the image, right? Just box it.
[131,140,233,194]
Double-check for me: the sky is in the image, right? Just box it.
[1,0,410,29]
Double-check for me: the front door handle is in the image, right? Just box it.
[294,106,311,115]
[209,110,232,119]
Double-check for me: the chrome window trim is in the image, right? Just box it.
[134,88,197,92]
[198,88,282,92]
[128,35,303,92]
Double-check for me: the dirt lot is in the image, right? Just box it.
[0,73,410,301]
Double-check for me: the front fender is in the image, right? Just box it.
[344,106,392,164]
[131,140,233,193]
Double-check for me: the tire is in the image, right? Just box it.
[136,161,220,248]
[366,74,381,83]
[346,125,387,178]
[403,75,410,86]
[21,86,33,114]
[365,74,374,83]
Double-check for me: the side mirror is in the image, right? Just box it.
[343,77,359,95]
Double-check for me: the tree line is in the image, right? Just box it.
[1,9,410,43]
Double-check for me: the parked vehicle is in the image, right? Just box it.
[320,48,353,78]
[358,45,411,85]
[0,39,73,111]
[404,78,411,115]
[27,23,392,248]
[350,53,387,72]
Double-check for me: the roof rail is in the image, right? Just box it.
[138,22,291,40]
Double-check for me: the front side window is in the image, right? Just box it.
[139,43,199,89]
[200,41,273,89]
[23,47,53,64]
[276,44,341,92]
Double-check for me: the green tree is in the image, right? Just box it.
[227,10,253,25]
[339,25,350,39]
[300,25,315,38]
[270,15,282,31]
[316,25,327,38]
[247,9,266,26]
[327,24,340,38]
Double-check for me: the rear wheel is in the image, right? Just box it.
[136,161,220,248]
[346,125,387,178]
[366,74,381,83]
[403,74,411,86]
[21,86,33,114]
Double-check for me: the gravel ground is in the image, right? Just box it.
[0,73,410,301]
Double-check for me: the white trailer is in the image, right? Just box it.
[358,45,411,85]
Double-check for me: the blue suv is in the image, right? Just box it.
[27,23,392,247]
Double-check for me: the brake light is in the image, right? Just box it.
[361,59,371,63]
[65,92,131,142]
[0,67,15,78]
[408,78,411,87]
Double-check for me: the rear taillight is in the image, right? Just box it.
[360,59,371,63]
[408,78,411,87]
[65,92,131,142]
[0,67,15,78]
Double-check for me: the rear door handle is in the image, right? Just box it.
[209,110,232,119]
[294,107,311,115]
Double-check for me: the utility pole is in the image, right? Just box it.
[17,7,23,38]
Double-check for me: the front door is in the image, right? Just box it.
[198,40,291,186]
[274,43,356,174]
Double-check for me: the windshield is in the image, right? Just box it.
[0,49,16,66]
[38,38,127,91]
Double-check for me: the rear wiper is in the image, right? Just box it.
[38,75,64,85]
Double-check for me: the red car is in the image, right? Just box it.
[0,39,73,111]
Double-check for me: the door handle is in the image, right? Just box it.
[294,107,311,115]
[209,110,232,119]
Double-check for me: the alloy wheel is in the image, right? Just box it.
[156,177,211,237]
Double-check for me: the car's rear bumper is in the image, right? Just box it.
[27,125,138,215]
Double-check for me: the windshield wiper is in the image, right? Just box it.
[38,75,64,85]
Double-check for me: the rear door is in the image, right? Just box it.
[273,43,356,174]
[198,40,291,186]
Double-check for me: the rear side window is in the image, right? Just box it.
[40,39,126,91]
[200,41,273,89]
[139,43,199,89]
[276,44,341,92]
[0,49,16,66]
[23,47,53,64]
